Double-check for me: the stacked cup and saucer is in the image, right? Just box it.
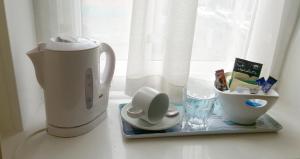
[121,87,182,131]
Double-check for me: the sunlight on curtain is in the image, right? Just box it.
[33,0,299,93]
[81,0,132,90]
[190,0,257,80]
[33,0,82,42]
[33,0,132,91]
[125,0,259,98]
[81,0,132,61]
[126,0,198,100]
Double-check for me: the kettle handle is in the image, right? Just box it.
[99,43,116,86]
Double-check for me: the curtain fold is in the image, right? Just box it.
[32,0,300,94]
[126,0,300,97]
[125,0,198,101]
[245,0,300,79]
[269,0,300,79]
[33,0,82,42]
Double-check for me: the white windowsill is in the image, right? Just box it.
[1,91,300,159]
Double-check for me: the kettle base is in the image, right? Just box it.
[47,111,107,138]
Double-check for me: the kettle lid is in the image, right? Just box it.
[45,36,99,51]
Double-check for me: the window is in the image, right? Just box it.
[33,0,293,92]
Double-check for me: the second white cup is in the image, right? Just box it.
[127,87,169,124]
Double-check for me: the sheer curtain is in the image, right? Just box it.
[126,0,300,98]
[32,0,300,96]
[33,0,132,91]
[126,0,198,100]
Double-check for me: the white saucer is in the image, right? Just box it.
[121,103,182,131]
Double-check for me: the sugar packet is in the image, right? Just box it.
[215,69,228,91]
[262,76,277,93]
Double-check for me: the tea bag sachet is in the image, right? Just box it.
[230,58,263,85]
[229,58,263,93]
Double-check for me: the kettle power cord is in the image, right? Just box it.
[12,128,47,159]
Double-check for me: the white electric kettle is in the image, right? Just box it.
[27,37,115,137]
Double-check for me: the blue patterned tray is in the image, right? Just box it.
[119,103,282,139]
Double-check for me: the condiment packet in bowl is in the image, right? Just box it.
[230,58,263,86]
[256,77,266,86]
[262,76,277,93]
[230,78,259,93]
[215,69,228,91]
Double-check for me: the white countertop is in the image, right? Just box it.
[2,92,300,159]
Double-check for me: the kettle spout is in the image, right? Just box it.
[27,43,45,89]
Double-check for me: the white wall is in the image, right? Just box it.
[0,0,13,135]
[0,0,22,135]
[278,13,300,108]
[0,58,18,134]
[3,0,45,131]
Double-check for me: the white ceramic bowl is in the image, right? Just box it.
[214,86,279,125]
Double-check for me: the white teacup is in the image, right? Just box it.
[127,87,169,124]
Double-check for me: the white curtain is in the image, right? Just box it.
[126,0,300,98]
[33,0,300,96]
[33,0,132,91]
[246,0,300,79]
[125,0,198,100]
[33,0,82,42]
